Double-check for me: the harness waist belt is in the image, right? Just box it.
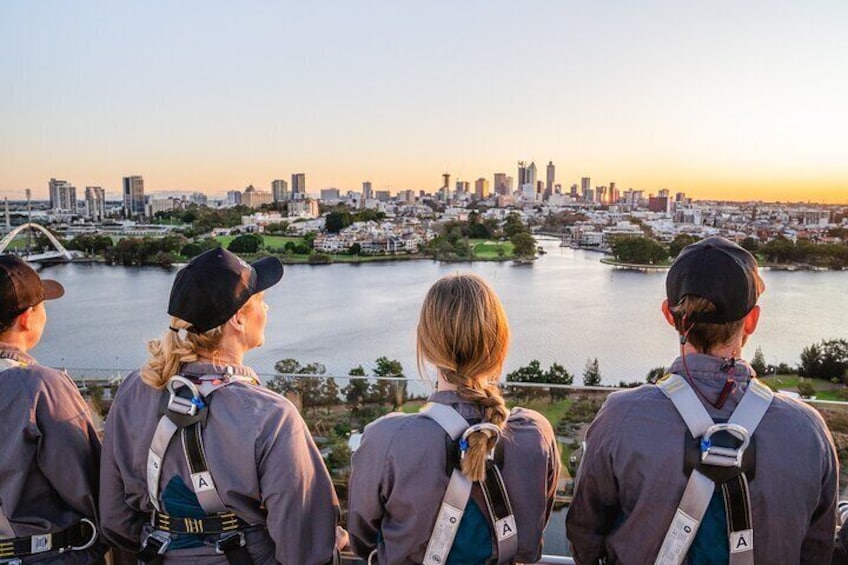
[152,511,248,535]
[0,520,96,560]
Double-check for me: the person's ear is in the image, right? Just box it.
[743,305,760,335]
[661,299,676,328]
[15,307,33,332]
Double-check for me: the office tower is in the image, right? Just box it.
[474,177,489,199]
[570,184,579,198]
[493,173,508,196]
[455,180,469,195]
[441,173,451,201]
[242,185,273,208]
[291,173,306,200]
[526,162,537,187]
[581,177,591,201]
[658,188,670,199]
[48,178,77,212]
[122,176,145,217]
[362,181,373,201]
[517,161,527,189]
[546,161,555,196]
[375,190,390,202]
[84,186,105,221]
[227,190,242,206]
[272,179,289,202]
[609,182,618,204]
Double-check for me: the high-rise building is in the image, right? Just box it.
[362,181,373,201]
[227,190,242,206]
[581,177,591,201]
[122,175,145,217]
[272,179,288,202]
[49,178,77,212]
[375,190,391,202]
[546,161,555,196]
[321,188,341,201]
[526,162,537,187]
[455,180,469,195]
[84,186,105,221]
[474,178,489,199]
[494,173,508,195]
[441,173,451,201]
[242,185,273,208]
[517,161,527,189]
[291,173,306,200]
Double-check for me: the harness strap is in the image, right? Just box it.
[421,403,474,565]
[480,463,518,564]
[182,424,228,514]
[0,519,97,560]
[147,415,179,513]
[654,374,773,565]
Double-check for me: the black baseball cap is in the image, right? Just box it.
[0,254,64,324]
[666,237,765,323]
[167,248,284,333]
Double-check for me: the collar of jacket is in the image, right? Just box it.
[0,342,38,366]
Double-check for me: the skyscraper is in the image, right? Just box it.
[271,179,288,202]
[474,178,489,199]
[441,173,451,201]
[48,178,77,212]
[362,181,373,201]
[517,161,527,189]
[581,177,591,201]
[85,186,105,221]
[546,161,555,196]
[122,175,145,217]
[526,162,537,189]
[493,173,508,195]
[291,173,306,200]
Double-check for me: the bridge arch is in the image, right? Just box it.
[0,223,72,260]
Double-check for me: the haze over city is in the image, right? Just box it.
[1,1,846,203]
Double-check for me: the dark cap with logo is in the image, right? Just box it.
[0,254,65,325]
[168,247,284,333]
[666,236,764,323]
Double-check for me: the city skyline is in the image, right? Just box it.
[2,1,846,203]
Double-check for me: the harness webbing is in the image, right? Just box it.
[0,357,24,539]
[420,402,519,565]
[654,374,773,565]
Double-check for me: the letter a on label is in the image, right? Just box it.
[730,529,753,554]
[192,471,215,493]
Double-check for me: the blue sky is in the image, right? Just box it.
[2,1,846,202]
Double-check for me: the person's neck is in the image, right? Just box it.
[682,340,743,361]
[197,340,244,367]
[436,373,458,391]
[0,332,31,354]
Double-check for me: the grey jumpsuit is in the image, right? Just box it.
[99,362,339,564]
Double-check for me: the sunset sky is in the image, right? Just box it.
[1,1,846,202]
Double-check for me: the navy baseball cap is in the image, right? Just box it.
[666,237,765,323]
[0,254,64,325]
[168,248,284,333]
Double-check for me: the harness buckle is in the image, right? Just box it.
[215,531,246,554]
[166,376,204,416]
[700,423,750,468]
[140,530,171,557]
[459,422,502,461]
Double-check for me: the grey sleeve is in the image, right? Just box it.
[34,373,101,522]
[565,396,623,564]
[801,422,839,564]
[347,429,392,558]
[257,408,339,565]
[98,402,145,552]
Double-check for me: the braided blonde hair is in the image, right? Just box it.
[417,273,510,482]
[140,317,224,389]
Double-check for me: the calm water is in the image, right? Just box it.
[33,238,848,385]
[28,237,848,556]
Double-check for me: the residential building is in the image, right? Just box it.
[375,190,391,202]
[226,190,242,206]
[84,186,105,221]
[321,188,341,201]
[49,178,77,212]
[581,177,591,201]
[272,179,289,202]
[292,173,306,200]
[288,199,320,219]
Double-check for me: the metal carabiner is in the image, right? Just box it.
[166,375,204,416]
[460,422,502,461]
[68,518,98,552]
[700,422,750,467]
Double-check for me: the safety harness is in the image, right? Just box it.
[419,402,518,565]
[140,370,258,565]
[654,374,774,565]
[0,357,100,564]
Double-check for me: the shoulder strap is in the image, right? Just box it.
[654,374,773,565]
[146,375,235,514]
[0,357,24,372]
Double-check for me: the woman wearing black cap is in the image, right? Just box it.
[99,248,340,564]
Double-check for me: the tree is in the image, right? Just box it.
[348,242,362,255]
[503,213,528,238]
[608,236,668,265]
[506,360,544,401]
[267,358,326,414]
[799,339,848,382]
[343,366,369,412]
[544,362,573,400]
[510,232,537,259]
[750,347,768,376]
[668,234,699,258]
[582,358,602,387]
[228,233,263,253]
[646,366,666,384]
[325,210,353,233]
[372,357,406,409]
[320,378,340,414]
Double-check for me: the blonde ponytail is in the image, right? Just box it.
[140,317,224,389]
[417,274,510,482]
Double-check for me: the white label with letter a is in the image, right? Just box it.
[495,515,517,541]
[730,529,753,553]
[191,471,215,493]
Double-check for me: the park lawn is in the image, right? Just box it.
[214,235,303,249]
[470,239,514,259]
[760,374,846,400]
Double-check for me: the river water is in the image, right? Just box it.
[28,237,848,556]
[33,238,848,385]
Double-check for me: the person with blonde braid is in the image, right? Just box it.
[99,248,340,564]
[348,273,559,564]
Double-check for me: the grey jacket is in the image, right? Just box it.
[566,354,838,564]
[0,343,104,564]
[99,362,339,565]
[348,390,559,564]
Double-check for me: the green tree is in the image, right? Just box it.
[325,209,353,233]
[646,366,667,384]
[343,366,370,411]
[750,347,768,376]
[320,378,340,414]
[740,237,760,254]
[582,357,602,387]
[228,233,263,253]
[506,360,544,401]
[511,232,537,259]
[609,236,668,265]
[372,357,406,409]
[503,213,528,238]
[543,362,573,400]
[348,242,362,255]
[668,234,699,258]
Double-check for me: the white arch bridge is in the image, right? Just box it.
[0,223,72,262]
